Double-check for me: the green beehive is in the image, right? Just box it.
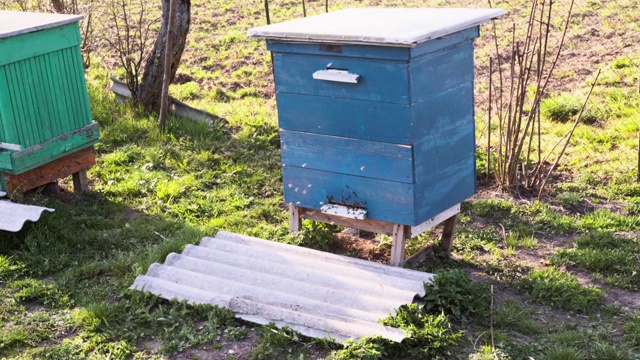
[0,11,99,191]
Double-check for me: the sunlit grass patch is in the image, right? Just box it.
[551,232,640,290]
[520,267,603,312]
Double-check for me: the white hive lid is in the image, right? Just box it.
[0,10,83,39]
[248,8,505,47]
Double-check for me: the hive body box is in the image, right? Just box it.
[0,11,99,192]
[250,8,504,226]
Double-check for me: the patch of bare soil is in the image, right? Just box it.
[173,329,261,360]
[329,231,390,264]
[172,328,329,360]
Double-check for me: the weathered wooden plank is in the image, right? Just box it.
[280,130,414,183]
[3,123,99,174]
[413,117,475,181]
[283,166,415,225]
[0,151,11,170]
[410,82,474,141]
[267,41,411,61]
[249,8,504,47]
[276,93,412,143]
[289,204,302,232]
[298,207,396,235]
[0,22,80,66]
[409,27,479,58]
[390,224,409,266]
[409,42,475,103]
[72,169,89,192]
[273,53,410,104]
[410,204,460,238]
[403,245,435,266]
[277,83,472,145]
[3,146,95,193]
[439,214,459,252]
[267,27,479,61]
[413,156,476,225]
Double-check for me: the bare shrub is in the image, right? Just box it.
[103,0,159,99]
[486,0,598,196]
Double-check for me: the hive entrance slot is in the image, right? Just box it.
[320,203,367,220]
[319,44,342,53]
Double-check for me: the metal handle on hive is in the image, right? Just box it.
[312,69,360,83]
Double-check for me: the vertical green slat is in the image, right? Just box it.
[0,104,3,142]
[7,62,31,146]
[15,61,36,146]
[33,56,55,139]
[40,53,63,137]
[62,47,83,130]
[0,68,17,144]
[68,46,92,125]
[20,58,45,145]
[0,69,5,142]
[33,55,54,140]
[17,60,36,145]
[60,49,80,133]
[52,50,73,134]
[67,24,90,127]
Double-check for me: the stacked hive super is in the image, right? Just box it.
[250,8,504,265]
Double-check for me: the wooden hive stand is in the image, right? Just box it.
[289,203,460,267]
[1,146,95,194]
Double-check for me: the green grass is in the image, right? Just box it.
[551,232,640,290]
[1,0,640,358]
[520,267,604,312]
[493,299,543,334]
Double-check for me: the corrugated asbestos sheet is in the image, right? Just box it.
[0,199,54,232]
[131,231,434,343]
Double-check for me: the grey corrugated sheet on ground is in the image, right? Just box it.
[0,200,54,232]
[131,231,434,343]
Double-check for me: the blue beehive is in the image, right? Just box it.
[250,8,504,226]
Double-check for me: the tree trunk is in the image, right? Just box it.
[51,0,66,13]
[136,0,190,114]
[158,0,177,131]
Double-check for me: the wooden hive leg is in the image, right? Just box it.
[439,214,459,252]
[72,170,89,192]
[390,224,409,267]
[289,204,302,232]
